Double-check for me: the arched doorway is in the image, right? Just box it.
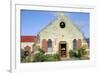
[59,41,67,57]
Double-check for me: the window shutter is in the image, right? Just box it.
[42,39,47,52]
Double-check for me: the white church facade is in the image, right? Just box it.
[34,13,89,58]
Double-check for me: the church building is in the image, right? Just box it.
[35,13,88,58]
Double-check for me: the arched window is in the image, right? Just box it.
[48,39,53,52]
[77,39,82,49]
[42,39,47,52]
[73,39,77,49]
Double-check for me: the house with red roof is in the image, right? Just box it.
[21,36,36,52]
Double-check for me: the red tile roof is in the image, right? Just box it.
[21,36,36,42]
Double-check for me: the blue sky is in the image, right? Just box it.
[21,10,89,38]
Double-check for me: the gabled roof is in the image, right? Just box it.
[21,36,36,42]
[38,13,85,39]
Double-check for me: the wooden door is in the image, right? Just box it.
[59,41,67,57]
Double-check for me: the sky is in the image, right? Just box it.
[21,10,90,38]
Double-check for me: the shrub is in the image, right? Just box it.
[69,48,87,59]
[44,54,54,61]
[44,53,60,61]
[53,53,60,61]
[33,49,60,62]
[78,48,87,58]
[21,49,25,62]
[33,53,45,62]
[69,50,75,58]
[21,48,34,62]
[25,54,32,62]
[38,48,45,54]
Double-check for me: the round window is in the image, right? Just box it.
[60,21,65,28]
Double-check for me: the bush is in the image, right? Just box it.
[44,54,54,61]
[21,49,25,62]
[33,49,60,62]
[33,48,45,62]
[33,53,45,62]
[69,50,75,58]
[38,48,45,54]
[69,48,87,59]
[25,54,32,62]
[53,53,60,61]
[21,48,34,63]
[44,53,60,61]
[21,48,61,62]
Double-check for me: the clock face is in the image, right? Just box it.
[60,21,65,28]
